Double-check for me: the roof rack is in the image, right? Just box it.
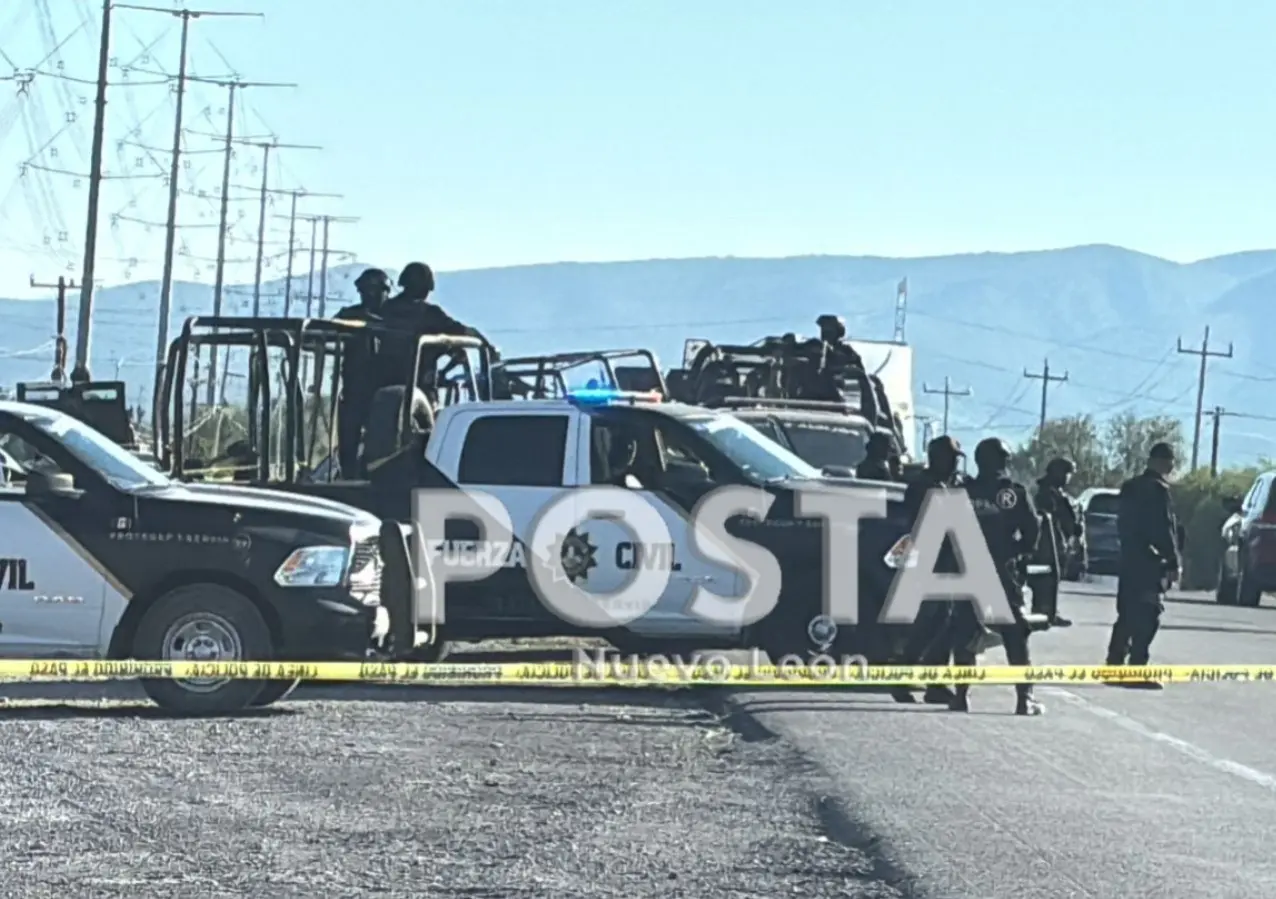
[717,397,863,414]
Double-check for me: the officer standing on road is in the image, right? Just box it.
[856,433,897,481]
[951,437,1044,716]
[891,435,968,705]
[1105,442,1180,687]
[333,268,391,476]
[1031,457,1079,628]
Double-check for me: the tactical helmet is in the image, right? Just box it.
[354,267,390,292]
[816,314,846,340]
[866,431,893,452]
[1045,457,1075,479]
[398,261,435,294]
[973,437,1012,471]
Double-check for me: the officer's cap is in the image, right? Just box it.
[1046,456,1075,475]
[816,314,844,328]
[927,435,964,457]
[1149,442,1176,462]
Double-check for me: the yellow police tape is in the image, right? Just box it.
[2,660,1274,685]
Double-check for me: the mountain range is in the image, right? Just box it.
[2,244,1274,466]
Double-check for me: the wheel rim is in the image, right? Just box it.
[160,612,243,693]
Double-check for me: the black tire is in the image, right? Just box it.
[1237,565,1263,607]
[133,584,274,715]
[1216,561,1239,605]
[249,678,300,707]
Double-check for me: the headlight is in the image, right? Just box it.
[883,535,918,570]
[274,545,350,587]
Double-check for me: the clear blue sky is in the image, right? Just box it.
[3,0,1276,295]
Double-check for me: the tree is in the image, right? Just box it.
[1010,414,1107,490]
[1105,412,1185,482]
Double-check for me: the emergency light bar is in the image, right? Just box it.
[566,388,663,406]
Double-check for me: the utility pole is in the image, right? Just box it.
[228,140,323,316]
[119,5,262,408]
[198,77,295,406]
[296,213,359,317]
[270,190,343,316]
[71,0,113,384]
[30,276,79,384]
[1178,326,1234,471]
[1205,408,1276,477]
[1023,358,1069,431]
[922,377,971,435]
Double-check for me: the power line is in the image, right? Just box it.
[1023,358,1068,432]
[1206,407,1276,476]
[922,376,971,435]
[1177,326,1234,471]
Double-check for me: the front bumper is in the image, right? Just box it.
[272,588,383,660]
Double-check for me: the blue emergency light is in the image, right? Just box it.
[566,388,661,405]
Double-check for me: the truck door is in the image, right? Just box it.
[438,409,580,628]
[0,432,107,657]
[579,416,744,640]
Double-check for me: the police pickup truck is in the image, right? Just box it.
[388,389,916,659]
[0,399,398,714]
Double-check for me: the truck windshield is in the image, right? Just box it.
[777,421,869,468]
[27,410,170,491]
[686,414,821,482]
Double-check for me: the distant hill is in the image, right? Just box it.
[3,244,1274,465]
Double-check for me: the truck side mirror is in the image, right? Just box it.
[1222,496,1242,515]
[25,469,79,498]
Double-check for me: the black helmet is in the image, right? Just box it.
[816,314,846,339]
[398,261,435,295]
[973,437,1012,472]
[354,267,390,292]
[866,431,892,452]
[1045,457,1075,479]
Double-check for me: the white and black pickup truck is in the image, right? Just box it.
[293,390,920,660]
[0,399,411,714]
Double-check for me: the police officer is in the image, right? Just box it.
[856,433,896,481]
[332,269,391,476]
[1105,442,1179,687]
[952,437,1044,715]
[1031,457,1079,627]
[815,314,865,370]
[376,262,489,394]
[891,435,968,704]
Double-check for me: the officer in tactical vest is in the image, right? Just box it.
[334,268,391,475]
[1031,457,1080,627]
[891,435,967,704]
[1106,442,1179,687]
[815,314,865,370]
[951,437,1045,716]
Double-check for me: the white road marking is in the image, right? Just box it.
[1047,688,1276,791]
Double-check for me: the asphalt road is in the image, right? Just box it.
[725,579,1276,899]
[0,679,906,898]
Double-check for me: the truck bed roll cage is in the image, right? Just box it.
[491,348,668,399]
[158,314,489,482]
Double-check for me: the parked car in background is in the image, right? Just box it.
[1217,471,1276,607]
[1078,487,1121,579]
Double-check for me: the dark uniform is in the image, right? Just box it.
[377,262,487,394]
[334,268,390,477]
[1031,457,1079,627]
[1106,443,1179,686]
[815,314,866,370]
[855,432,896,481]
[953,437,1044,715]
[891,435,967,705]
